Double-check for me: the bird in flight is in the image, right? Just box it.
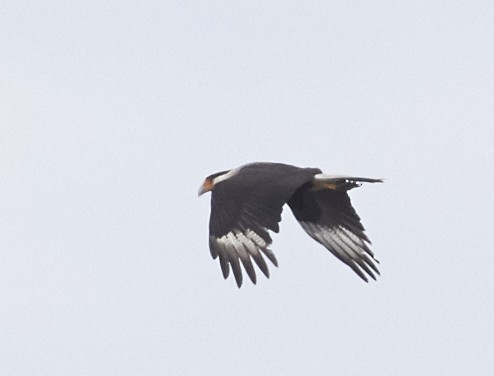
[198,162,382,287]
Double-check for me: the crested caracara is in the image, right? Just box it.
[199,162,382,287]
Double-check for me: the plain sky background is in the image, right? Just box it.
[2,1,494,375]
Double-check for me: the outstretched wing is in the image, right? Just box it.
[208,163,320,287]
[287,176,382,282]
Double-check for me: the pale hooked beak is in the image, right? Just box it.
[198,179,213,196]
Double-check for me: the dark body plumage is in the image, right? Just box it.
[199,162,382,287]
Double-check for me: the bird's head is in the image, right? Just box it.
[198,170,230,196]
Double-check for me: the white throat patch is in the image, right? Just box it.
[212,167,240,185]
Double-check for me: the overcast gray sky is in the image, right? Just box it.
[2,1,494,375]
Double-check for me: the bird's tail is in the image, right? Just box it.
[313,174,383,191]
